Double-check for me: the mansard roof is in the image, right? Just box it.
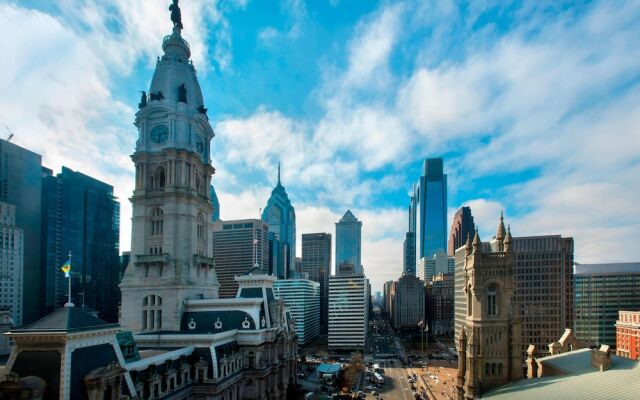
[180,310,256,333]
[13,306,118,333]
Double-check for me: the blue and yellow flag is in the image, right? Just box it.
[61,259,71,278]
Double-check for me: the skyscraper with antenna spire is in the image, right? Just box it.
[262,162,296,279]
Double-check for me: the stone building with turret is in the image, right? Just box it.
[0,5,298,399]
[455,215,523,399]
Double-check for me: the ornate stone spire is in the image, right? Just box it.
[472,227,482,254]
[504,224,513,252]
[465,232,472,256]
[496,210,506,242]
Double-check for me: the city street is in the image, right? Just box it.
[373,360,418,400]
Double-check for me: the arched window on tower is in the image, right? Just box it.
[150,208,164,236]
[142,294,163,331]
[195,174,202,195]
[197,212,204,240]
[487,284,498,316]
[467,287,472,316]
[156,166,166,189]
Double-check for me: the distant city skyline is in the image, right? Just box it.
[2,1,639,292]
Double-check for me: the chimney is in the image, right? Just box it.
[526,345,537,379]
[548,341,562,355]
[591,344,612,372]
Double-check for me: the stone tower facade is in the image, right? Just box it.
[456,215,523,399]
[120,24,218,333]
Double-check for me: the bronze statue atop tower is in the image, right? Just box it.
[169,0,183,30]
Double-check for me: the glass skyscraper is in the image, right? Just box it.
[574,262,640,348]
[210,184,220,222]
[0,139,42,323]
[261,165,296,279]
[335,210,362,275]
[410,158,447,262]
[41,167,120,322]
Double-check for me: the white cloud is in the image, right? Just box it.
[0,1,238,252]
[341,2,404,90]
[6,0,640,292]
[258,0,307,44]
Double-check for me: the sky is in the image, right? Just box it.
[1,0,639,292]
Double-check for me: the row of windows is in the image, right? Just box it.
[149,208,206,239]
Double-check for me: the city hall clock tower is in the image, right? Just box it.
[120,11,218,332]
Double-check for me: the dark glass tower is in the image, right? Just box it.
[448,206,474,256]
[41,167,120,322]
[302,233,332,334]
[0,139,42,323]
[403,232,416,275]
[411,158,447,262]
[210,184,220,222]
[335,210,362,275]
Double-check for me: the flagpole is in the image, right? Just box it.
[65,251,74,307]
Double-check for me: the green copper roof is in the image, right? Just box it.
[481,349,640,400]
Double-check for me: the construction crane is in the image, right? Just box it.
[1,118,15,141]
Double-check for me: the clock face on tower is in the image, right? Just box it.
[150,125,169,144]
[196,135,204,155]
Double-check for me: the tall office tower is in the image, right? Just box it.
[210,185,220,222]
[328,274,369,350]
[274,278,320,345]
[0,202,23,325]
[403,232,416,276]
[302,233,331,333]
[212,219,269,298]
[418,251,455,283]
[616,311,640,360]
[425,273,454,337]
[410,158,447,265]
[0,139,42,323]
[262,164,296,278]
[453,245,467,344]
[455,218,523,399]
[119,22,219,332]
[383,280,394,318]
[267,231,285,278]
[574,262,640,347]
[294,257,302,276]
[448,206,474,256]
[335,210,362,275]
[41,167,121,321]
[499,232,574,357]
[391,274,424,330]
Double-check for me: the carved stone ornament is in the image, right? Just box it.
[261,316,266,328]
[188,318,196,330]
[242,317,251,329]
[214,317,223,330]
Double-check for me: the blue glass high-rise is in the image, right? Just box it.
[410,158,447,262]
[335,210,362,275]
[261,164,296,278]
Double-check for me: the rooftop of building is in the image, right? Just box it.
[338,210,359,223]
[10,305,118,334]
[481,348,640,400]
[574,262,640,275]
